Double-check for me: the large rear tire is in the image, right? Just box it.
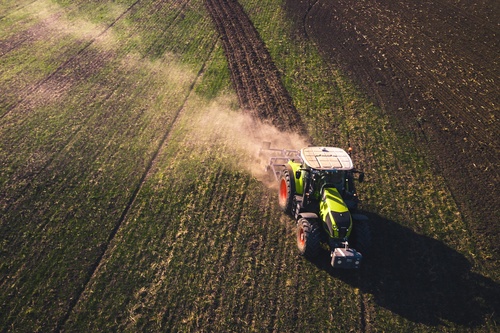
[278,167,295,215]
[297,217,320,259]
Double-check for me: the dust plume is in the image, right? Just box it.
[189,96,310,188]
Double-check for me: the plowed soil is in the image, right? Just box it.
[283,0,499,261]
[205,0,305,133]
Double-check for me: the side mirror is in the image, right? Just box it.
[358,172,365,183]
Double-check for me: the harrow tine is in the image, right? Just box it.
[259,143,302,181]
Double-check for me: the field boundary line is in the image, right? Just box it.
[55,37,218,333]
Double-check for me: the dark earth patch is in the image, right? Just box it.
[283,0,499,266]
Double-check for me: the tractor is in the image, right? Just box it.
[261,143,371,269]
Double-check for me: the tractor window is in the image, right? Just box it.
[323,171,344,186]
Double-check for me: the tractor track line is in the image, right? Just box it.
[1,0,194,214]
[0,0,40,21]
[0,25,44,58]
[143,0,191,57]
[0,0,142,213]
[301,0,319,41]
[0,83,118,215]
[0,0,141,121]
[55,37,218,333]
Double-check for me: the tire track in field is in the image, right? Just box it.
[205,0,305,133]
[1,0,201,214]
[0,0,39,20]
[0,0,141,121]
[0,0,141,214]
[55,35,219,333]
[0,3,140,330]
[0,15,54,58]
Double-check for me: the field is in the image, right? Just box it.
[0,0,498,332]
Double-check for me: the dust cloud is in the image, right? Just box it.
[189,96,310,188]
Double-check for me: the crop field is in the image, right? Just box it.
[0,0,498,332]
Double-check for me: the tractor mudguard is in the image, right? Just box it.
[287,160,303,195]
[298,212,319,220]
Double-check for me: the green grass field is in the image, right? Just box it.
[1,0,497,331]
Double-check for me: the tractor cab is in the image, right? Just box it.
[300,147,353,171]
[298,147,360,209]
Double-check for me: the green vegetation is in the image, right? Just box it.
[0,0,497,332]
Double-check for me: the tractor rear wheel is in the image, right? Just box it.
[278,168,295,215]
[297,217,320,258]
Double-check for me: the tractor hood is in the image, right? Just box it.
[320,187,352,239]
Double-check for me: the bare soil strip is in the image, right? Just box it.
[205,0,305,133]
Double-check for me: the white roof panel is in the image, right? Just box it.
[301,147,353,170]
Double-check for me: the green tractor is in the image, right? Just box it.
[261,144,371,269]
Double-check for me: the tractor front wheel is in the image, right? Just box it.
[296,217,320,259]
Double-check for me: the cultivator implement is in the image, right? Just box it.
[259,142,302,181]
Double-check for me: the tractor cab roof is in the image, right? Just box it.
[301,147,353,171]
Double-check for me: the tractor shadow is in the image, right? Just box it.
[310,211,500,327]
